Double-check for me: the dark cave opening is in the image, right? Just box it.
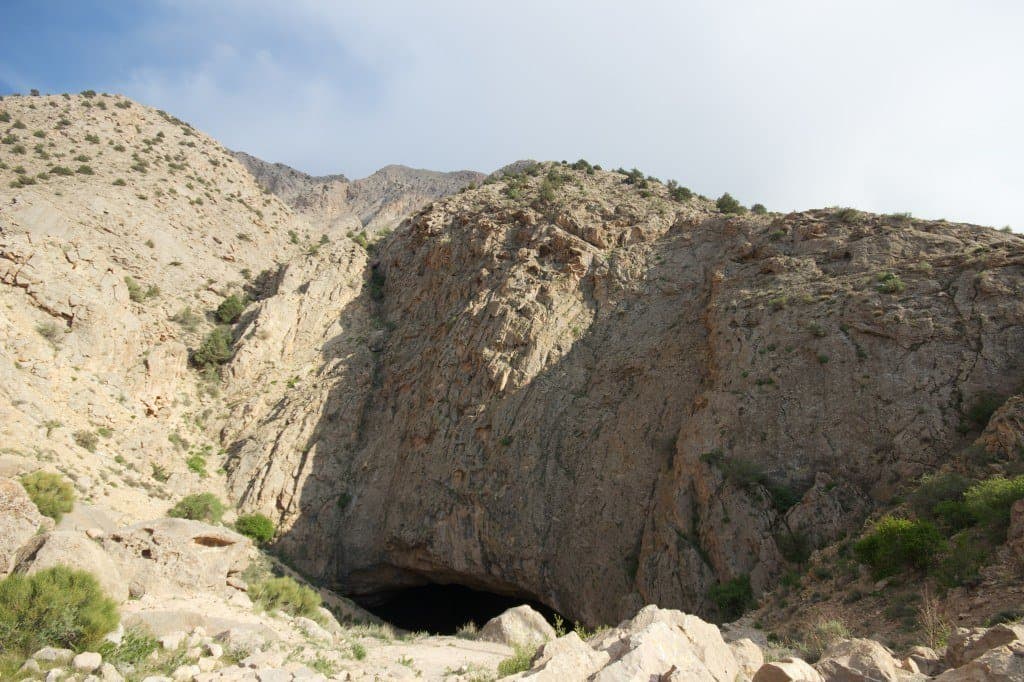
[361,583,562,635]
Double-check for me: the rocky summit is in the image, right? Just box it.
[2,91,1024,681]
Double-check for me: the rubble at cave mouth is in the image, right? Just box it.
[360,583,563,634]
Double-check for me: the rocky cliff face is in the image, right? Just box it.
[232,151,484,235]
[224,163,1024,625]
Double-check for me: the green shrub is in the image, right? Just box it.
[76,164,94,175]
[876,272,905,294]
[74,429,99,452]
[932,532,985,587]
[716,193,744,214]
[751,203,767,215]
[250,576,321,619]
[97,626,159,665]
[185,454,207,477]
[124,276,158,302]
[215,294,247,324]
[20,471,75,522]
[910,472,973,529]
[967,392,1005,428]
[167,493,224,523]
[963,475,1024,532]
[192,326,234,368]
[708,574,755,620]
[235,513,276,544]
[853,516,945,577]
[0,566,119,654]
[497,644,537,677]
[171,306,201,331]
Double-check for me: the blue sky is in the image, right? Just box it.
[2,1,1023,227]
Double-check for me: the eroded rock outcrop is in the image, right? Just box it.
[227,162,1024,625]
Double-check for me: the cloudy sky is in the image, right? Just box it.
[1,1,1021,226]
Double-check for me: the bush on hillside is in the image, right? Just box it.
[716,193,745,214]
[963,475,1024,533]
[215,294,247,324]
[497,644,538,677]
[250,576,321,619]
[853,516,945,577]
[20,471,75,522]
[235,513,276,544]
[0,566,119,654]
[167,492,224,523]
[967,392,1005,428]
[909,472,973,530]
[751,203,768,215]
[192,326,234,368]
[708,574,754,620]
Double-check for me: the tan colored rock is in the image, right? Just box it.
[946,624,1024,669]
[753,658,825,682]
[731,638,766,678]
[521,632,610,680]
[814,638,901,681]
[936,642,1024,681]
[0,476,53,575]
[73,651,103,672]
[14,530,128,602]
[102,518,250,598]
[478,605,555,648]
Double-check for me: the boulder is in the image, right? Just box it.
[731,638,766,678]
[591,621,718,682]
[102,518,251,598]
[753,658,825,682]
[906,646,944,676]
[479,605,556,647]
[0,477,53,575]
[522,632,610,680]
[814,638,900,681]
[33,646,75,662]
[936,642,1024,681]
[14,530,128,602]
[73,651,103,672]
[946,624,1024,668]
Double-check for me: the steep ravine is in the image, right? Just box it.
[224,163,1024,626]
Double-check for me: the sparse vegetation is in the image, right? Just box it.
[168,492,225,523]
[875,272,905,294]
[215,294,247,324]
[171,306,202,331]
[497,644,537,677]
[192,326,234,368]
[0,566,119,655]
[716,192,744,214]
[124,276,159,302]
[20,471,75,522]
[74,429,100,452]
[962,475,1024,534]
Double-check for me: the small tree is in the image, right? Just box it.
[853,516,945,577]
[192,326,234,368]
[716,193,745,215]
[708,574,754,620]
[20,471,75,522]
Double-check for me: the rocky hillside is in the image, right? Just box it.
[233,150,485,235]
[225,161,1024,634]
[0,91,327,522]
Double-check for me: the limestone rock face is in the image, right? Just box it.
[227,162,1024,624]
[753,658,825,682]
[946,624,1024,669]
[0,476,52,575]
[102,518,251,598]
[936,642,1024,681]
[478,605,556,647]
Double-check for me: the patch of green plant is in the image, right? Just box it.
[963,475,1024,534]
[124,275,159,302]
[186,454,207,477]
[20,471,75,522]
[74,429,99,452]
[708,574,754,620]
[0,566,119,655]
[235,513,276,544]
[215,294,247,324]
[853,515,945,578]
[250,576,322,620]
[966,392,1005,428]
[97,626,159,665]
[497,644,537,677]
[171,306,202,331]
[876,272,905,294]
[716,192,744,214]
[932,531,985,588]
[167,492,225,523]
[192,325,234,368]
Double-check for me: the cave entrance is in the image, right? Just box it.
[361,583,562,635]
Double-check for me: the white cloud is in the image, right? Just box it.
[110,0,1024,227]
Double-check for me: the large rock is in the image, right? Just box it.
[731,638,766,678]
[0,476,53,575]
[519,632,610,680]
[814,638,901,681]
[102,518,251,598]
[753,658,825,682]
[478,605,556,647]
[946,624,1024,669]
[936,642,1024,681]
[14,530,128,602]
